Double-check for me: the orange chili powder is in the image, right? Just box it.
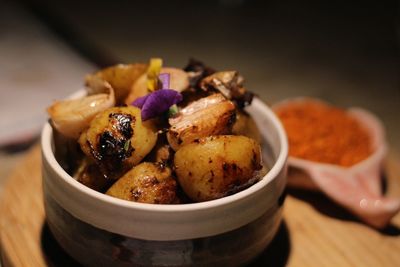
[275,100,372,167]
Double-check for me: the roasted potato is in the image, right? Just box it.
[86,63,148,104]
[167,94,236,150]
[79,106,158,179]
[232,110,262,144]
[74,159,112,192]
[106,162,178,204]
[174,135,262,202]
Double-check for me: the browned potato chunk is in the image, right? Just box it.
[124,73,148,105]
[106,162,177,204]
[232,110,262,144]
[86,63,148,104]
[167,94,236,150]
[174,135,262,202]
[79,106,157,179]
[74,159,111,192]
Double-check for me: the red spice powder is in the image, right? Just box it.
[275,100,372,167]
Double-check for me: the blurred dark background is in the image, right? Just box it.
[1,0,400,149]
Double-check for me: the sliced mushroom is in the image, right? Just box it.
[167,93,236,150]
[200,71,253,108]
[183,58,216,88]
[200,71,238,98]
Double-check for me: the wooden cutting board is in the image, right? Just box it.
[1,145,400,267]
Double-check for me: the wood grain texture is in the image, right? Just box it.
[0,146,46,267]
[0,145,399,267]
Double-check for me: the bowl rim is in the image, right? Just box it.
[42,95,288,213]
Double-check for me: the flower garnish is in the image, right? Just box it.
[124,140,131,152]
[158,73,170,89]
[146,58,163,91]
[134,61,182,120]
[168,104,179,117]
[132,89,182,121]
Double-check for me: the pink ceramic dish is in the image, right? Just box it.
[273,97,400,228]
[41,93,288,267]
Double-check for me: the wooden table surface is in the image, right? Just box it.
[1,145,399,267]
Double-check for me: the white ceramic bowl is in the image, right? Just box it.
[41,96,288,266]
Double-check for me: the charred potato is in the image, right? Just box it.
[174,135,262,202]
[79,106,157,179]
[106,162,178,204]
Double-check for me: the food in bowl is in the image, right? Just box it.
[41,59,288,266]
[47,58,268,204]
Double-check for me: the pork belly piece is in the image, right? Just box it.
[167,93,236,151]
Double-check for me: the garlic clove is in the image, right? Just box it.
[47,81,115,139]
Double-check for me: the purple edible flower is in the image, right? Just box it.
[132,89,182,121]
[158,73,170,89]
[131,94,147,109]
